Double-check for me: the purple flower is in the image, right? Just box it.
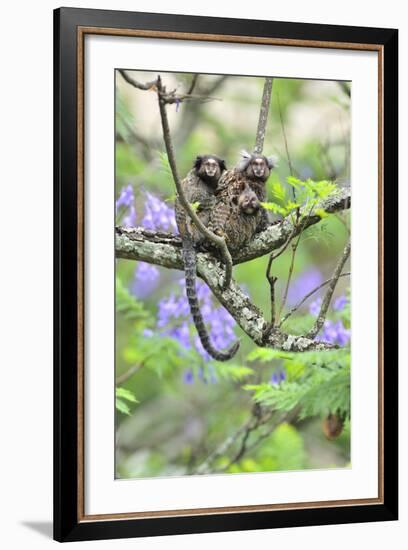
[167,322,191,350]
[123,204,136,226]
[157,293,180,327]
[183,369,194,384]
[141,191,177,232]
[155,278,237,368]
[130,262,160,298]
[116,184,136,227]
[319,319,350,347]
[333,294,348,311]
[309,296,322,317]
[287,269,323,306]
[116,184,134,211]
[143,328,154,337]
[270,370,286,386]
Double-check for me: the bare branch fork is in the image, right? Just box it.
[307,241,351,338]
[194,406,298,475]
[279,271,350,327]
[118,69,220,104]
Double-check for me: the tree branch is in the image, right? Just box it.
[118,69,220,105]
[116,190,350,352]
[156,76,233,289]
[116,188,350,268]
[254,78,273,154]
[278,272,350,327]
[307,241,351,338]
[186,73,199,95]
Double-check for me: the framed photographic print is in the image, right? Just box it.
[54,7,398,542]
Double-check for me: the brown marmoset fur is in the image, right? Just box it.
[175,155,225,244]
[175,155,240,362]
[208,150,275,251]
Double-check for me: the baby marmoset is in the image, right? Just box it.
[208,150,275,251]
[175,155,240,362]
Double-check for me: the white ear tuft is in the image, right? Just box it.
[267,155,278,169]
[240,149,252,160]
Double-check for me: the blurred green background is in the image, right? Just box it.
[115,71,351,479]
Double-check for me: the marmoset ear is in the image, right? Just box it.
[236,150,252,172]
[267,155,278,170]
[194,155,203,170]
[219,158,227,172]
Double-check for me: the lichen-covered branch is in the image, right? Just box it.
[115,187,350,269]
[116,191,350,352]
[117,228,334,351]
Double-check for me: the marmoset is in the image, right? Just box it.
[175,155,225,244]
[175,155,240,362]
[208,150,275,251]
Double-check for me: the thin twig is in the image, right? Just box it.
[267,273,278,327]
[307,242,351,339]
[116,363,143,385]
[156,76,233,289]
[119,69,220,105]
[338,80,351,98]
[263,219,298,336]
[118,69,158,90]
[277,92,295,179]
[186,74,199,95]
[254,78,274,154]
[216,408,272,472]
[200,406,299,474]
[264,92,300,330]
[278,232,302,319]
[173,75,228,148]
[193,422,250,474]
[241,407,300,458]
[278,272,350,327]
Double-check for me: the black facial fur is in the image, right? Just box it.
[236,150,275,182]
[194,155,226,186]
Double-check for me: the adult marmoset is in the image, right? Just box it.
[208,150,275,251]
[175,155,240,362]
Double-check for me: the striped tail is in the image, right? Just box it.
[182,233,240,361]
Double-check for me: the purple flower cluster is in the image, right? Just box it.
[287,268,323,306]
[130,262,160,298]
[183,366,217,385]
[141,191,177,232]
[309,293,350,346]
[154,278,236,380]
[116,184,133,210]
[116,184,136,227]
[309,296,322,316]
[270,370,286,386]
[333,294,348,311]
[319,319,350,346]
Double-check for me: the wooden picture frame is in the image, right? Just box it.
[54,7,398,542]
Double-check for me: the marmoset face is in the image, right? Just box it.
[238,186,260,215]
[250,157,268,179]
[203,157,220,178]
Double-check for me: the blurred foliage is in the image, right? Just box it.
[114,70,351,479]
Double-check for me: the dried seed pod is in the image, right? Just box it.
[322,413,344,440]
